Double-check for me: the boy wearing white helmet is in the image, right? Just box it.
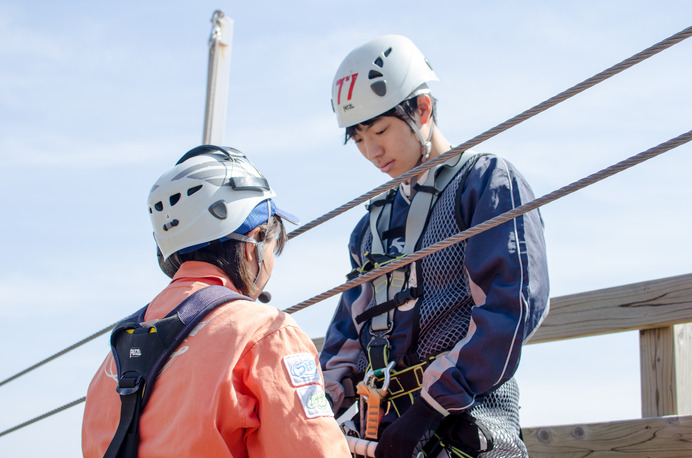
[321,36,550,457]
[83,145,351,457]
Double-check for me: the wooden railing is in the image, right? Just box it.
[523,273,692,457]
[315,273,692,456]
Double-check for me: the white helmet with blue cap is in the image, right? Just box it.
[149,145,298,261]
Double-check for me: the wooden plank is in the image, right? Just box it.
[641,323,692,417]
[676,323,692,415]
[640,326,678,417]
[523,414,692,457]
[528,273,692,344]
[312,274,692,351]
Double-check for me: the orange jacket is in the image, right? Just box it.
[82,261,350,457]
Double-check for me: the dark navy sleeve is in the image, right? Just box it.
[422,154,550,413]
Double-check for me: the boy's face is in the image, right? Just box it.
[350,115,421,178]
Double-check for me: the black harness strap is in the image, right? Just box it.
[104,285,248,458]
[355,286,423,325]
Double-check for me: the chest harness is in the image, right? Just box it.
[104,285,248,458]
[348,151,479,441]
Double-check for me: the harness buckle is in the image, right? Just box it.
[116,372,144,396]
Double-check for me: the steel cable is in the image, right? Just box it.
[0,323,116,388]
[3,25,688,393]
[3,129,689,440]
[0,397,86,438]
[1,26,690,439]
[283,130,692,314]
[287,25,692,240]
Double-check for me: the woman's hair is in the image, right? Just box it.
[177,215,287,297]
[344,94,438,144]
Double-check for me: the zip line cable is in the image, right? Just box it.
[283,130,692,314]
[287,25,692,240]
[0,397,86,438]
[1,26,690,439]
[2,129,690,440]
[2,25,689,394]
[0,323,117,389]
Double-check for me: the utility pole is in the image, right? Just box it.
[202,10,233,145]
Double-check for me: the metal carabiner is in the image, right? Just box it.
[365,360,396,392]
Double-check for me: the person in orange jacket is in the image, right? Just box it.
[82,145,351,457]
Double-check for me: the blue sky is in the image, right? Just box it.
[1,1,691,456]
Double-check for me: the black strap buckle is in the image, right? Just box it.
[116,372,144,396]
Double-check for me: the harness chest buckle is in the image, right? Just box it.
[116,373,144,396]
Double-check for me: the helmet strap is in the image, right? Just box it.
[222,233,265,287]
[253,241,265,286]
[395,105,434,161]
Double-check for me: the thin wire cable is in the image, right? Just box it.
[1,27,690,440]
[2,26,688,393]
[283,130,692,314]
[0,323,116,388]
[3,130,689,439]
[0,397,86,438]
[288,25,692,240]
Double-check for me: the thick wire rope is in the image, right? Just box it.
[2,25,689,393]
[1,26,690,440]
[287,25,692,240]
[2,129,689,440]
[0,397,86,438]
[284,130,692,314]
[0,323,116,388]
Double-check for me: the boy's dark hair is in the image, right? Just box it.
[344,95,437,144]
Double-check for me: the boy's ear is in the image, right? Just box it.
[417,94,433,125]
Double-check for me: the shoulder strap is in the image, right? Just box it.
[359,151,480,371]
[104,285,248,458]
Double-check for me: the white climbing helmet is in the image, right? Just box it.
[149,145,297,260]
[331,34,438,128]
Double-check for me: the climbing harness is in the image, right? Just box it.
[372,357,434,418]
[346,150,489,456]
[355,150,478,368]
[355,150,479,351]
[104,285,248,458]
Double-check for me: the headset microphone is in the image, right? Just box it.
[258,291,272,303]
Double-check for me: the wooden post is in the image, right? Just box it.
[640,323,692,417]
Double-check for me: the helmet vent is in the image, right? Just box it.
[384,47,392,57]
[162,219,179,232]
[374,56,384,68]
[187,184,203,196]
[370,81,387,97]
[368,70,383,80]
[169,193,181,206]
[154,201,164,212]
[208,200,227,220]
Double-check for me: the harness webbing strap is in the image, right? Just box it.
[375,357,434,417]
[355,286,423,325]
[106,383,141,458]
[104,285,248,458]
[361,152,478,356]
